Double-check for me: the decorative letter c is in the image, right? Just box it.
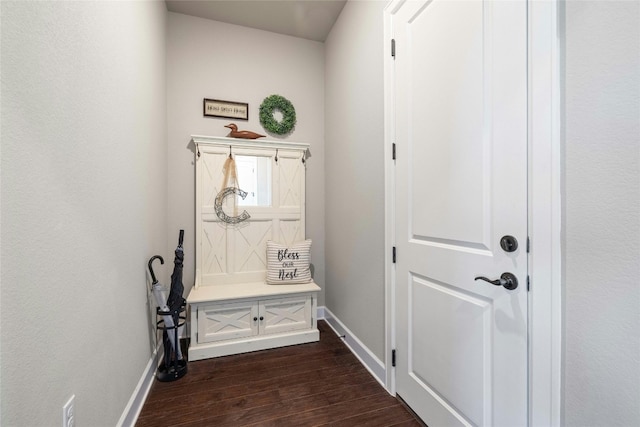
[214,187,251,224]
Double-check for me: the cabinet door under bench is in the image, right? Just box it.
[197,300,258,344]
[259,296,312,335]
[188,282,320,361]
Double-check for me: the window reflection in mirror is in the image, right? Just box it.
[236,155,271,206]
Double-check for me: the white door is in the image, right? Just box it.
[392,1,528,426]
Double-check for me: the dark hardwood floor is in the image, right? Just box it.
[136,321,422,427]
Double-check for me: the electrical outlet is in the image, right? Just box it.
[63,395,75,427]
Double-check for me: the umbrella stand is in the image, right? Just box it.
[147,233,188,382]
[155,304,187,382]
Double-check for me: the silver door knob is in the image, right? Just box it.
[474,273,518,290]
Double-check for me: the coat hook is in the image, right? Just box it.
[275,149,279,164]
[229,145,232,158]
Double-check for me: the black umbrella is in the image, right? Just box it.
[167,229,185,316]
[156,230,188,381]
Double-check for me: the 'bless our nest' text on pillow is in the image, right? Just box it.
[266,240,312,285]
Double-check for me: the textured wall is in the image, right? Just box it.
[324,0,386,359]
[0,1,167,425]
[166,12,325,303]
[563,1,640,425]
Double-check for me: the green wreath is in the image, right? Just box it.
[259,95,296,135]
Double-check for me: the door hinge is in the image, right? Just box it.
[527,275,530,291]
[392,246,397,263]
[527,236,530,253]
[392,349,396,367]
[391,39,396,58]
[392,143,396,160]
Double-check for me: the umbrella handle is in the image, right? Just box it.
[178,229,184,247]
[148,255,164,284]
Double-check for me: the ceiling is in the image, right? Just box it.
[165,0,347,42]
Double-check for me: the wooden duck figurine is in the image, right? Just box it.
[224,123,265,140]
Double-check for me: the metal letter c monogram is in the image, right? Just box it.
[214,187,251,224]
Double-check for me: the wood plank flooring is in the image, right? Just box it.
[136,321,422,427]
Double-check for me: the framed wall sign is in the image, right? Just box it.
[203,98,249,120]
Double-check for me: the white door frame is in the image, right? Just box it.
[383,1,562,425]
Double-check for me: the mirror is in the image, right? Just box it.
[235,155,271,206]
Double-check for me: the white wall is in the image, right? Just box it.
[562,1,640,426]
[0,1,167,425]
[324,0,386,360]
[167,12,326,302]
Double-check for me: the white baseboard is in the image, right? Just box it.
[116,349,158,427]
[320,306,387,389]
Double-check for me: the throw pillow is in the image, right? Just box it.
[266,240,312,284]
